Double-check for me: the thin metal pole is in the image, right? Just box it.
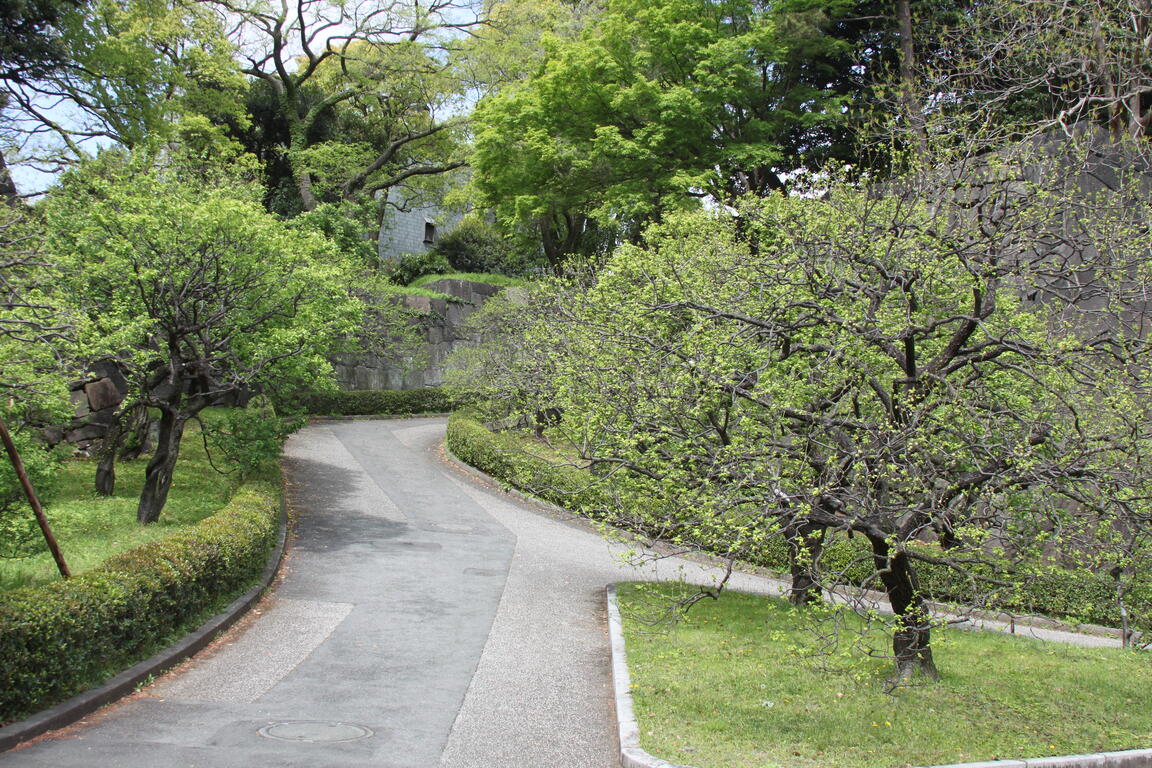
[0,416,70,578]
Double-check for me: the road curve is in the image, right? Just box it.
[0,417,759,768]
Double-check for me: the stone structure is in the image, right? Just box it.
[46,361,129,450]
[377,192,463,263]
[332,278,505,390]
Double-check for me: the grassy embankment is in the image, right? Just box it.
[409,272,527,288]
[0,414,257,592]
[618,582,1152,768]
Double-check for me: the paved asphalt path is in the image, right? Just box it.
[2,417,1120,768]
[1,417,769,768]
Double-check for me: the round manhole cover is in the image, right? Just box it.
[258,721,374,743]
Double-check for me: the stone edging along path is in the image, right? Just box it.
[443,445,1152,768]
[0,492,290,753]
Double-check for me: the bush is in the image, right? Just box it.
[383,250,452,286]
[445,412,1152,634]
[0,481,280,722]
[200,406,304,480]
[445,411,613,517]
[430,216,525,275]
[277,388,457,417]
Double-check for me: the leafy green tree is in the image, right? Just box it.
[0,203,70,557]
[44,157,363,523]
[3,0,245,166]
[471,0,859,270]
[0,0,83,198]
[213,0,477,223]
[477,141,1152,680]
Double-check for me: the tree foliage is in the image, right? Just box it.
[471,0,858,270]
[460,137,1152,678]
[212,0,478,222]
[3,0,245,168]
[44,156,362,523]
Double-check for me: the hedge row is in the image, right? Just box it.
[0,481,280,723]
[276,387,457,417]
[446,412,1150,633]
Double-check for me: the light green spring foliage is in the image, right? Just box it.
[293,39,465,205]
[471,0,851,235]
[445,279,573,420]
[41,156,364,403]
[0,207,71,558]
[48,0,246,153]
[525,155,1152,607]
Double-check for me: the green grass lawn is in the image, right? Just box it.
[410,272,527,288]
[0,417,248,592]
[617,583,1152,768]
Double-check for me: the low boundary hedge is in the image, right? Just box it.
[0,481,281,723]
[277,387,457,417]
[446,412,1150,634]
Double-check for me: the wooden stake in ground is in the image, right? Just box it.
[0,416,70,578]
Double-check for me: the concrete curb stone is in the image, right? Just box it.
[0,487,291,753]
[606,584,691,768]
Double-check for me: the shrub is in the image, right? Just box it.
[445,411,613,517]
[383,250,452,286]
[0,481,280,722]
[200,406,304,480]
[430,215,525,274]
[277,388,457,417]
[445,412,1152,634]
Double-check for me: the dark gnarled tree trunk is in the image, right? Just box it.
[785,521,825,606]
[136,408,186,524]
[94,414,122,496]
[869,535,940,683]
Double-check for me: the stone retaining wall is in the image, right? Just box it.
[332,278,504,390]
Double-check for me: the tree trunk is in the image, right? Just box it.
[896,0,928,156]
[94,413,124,496]
[540,212,588,275]
[870,535,939,683]
[0,149,18,205]
[287,119,319,212]
[136,409,185,524]
[119,406,153,461]
[785,522,825,606]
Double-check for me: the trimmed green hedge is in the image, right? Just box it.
[0,481,280,722]
[446,412,1151,633]
[446,411,613,515]
[277,387,457,417]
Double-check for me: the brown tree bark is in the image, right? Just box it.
[136,408,186,524]
[869,534,940,682]
[785,522,826,606]
[94,415,122,496]
[0,149,19,205]
[897,0,929,156]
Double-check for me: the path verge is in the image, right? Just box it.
[605,585,1152,768]
[0,493,289,752]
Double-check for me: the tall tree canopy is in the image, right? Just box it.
[470,0,861,271]
[2,0,245,171]
[212,0,480,221]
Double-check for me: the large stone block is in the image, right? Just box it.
[84,377,123,412]
[69,388,90,418]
